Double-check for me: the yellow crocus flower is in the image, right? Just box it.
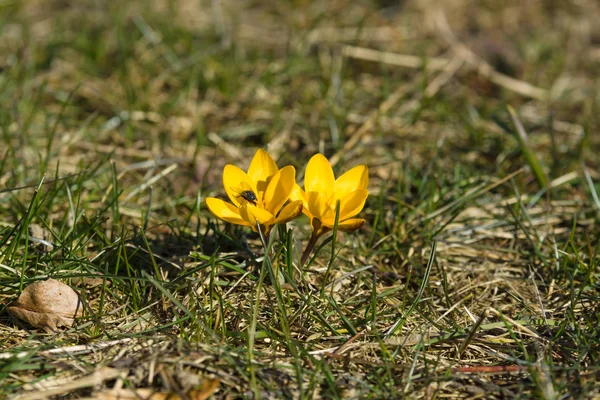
[206,149,303,236]
[291,153,368,261]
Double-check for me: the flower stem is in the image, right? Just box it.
[301,232,319,267]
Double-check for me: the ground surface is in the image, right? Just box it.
[1,0,600,398]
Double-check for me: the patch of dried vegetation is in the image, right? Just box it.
[1,0,599,398]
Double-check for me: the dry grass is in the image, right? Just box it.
[1,0,599,398]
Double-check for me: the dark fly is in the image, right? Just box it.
[236,190,258,206]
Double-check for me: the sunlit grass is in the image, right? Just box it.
[1,0,599,398]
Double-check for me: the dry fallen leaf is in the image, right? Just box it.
[7,278,83,332]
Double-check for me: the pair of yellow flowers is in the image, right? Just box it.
[206,149,369,241]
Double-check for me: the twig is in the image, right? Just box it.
[342,45,450,70]
[453,365,524,373]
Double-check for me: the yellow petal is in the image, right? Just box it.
[304,154,335,203]
[321,217,365,231]
[335,218,366,232]
[263,165,295,215]
[247,149,278,194]
[273,200,303,224]
[205,198,252,227]
[289,183,305,203]
[223,165,255,207]
[306,191,334,221]
[338,188,369,220]
[334,165,368,202]
[239,203,274,227]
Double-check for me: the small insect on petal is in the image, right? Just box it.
[233,189,258,206]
